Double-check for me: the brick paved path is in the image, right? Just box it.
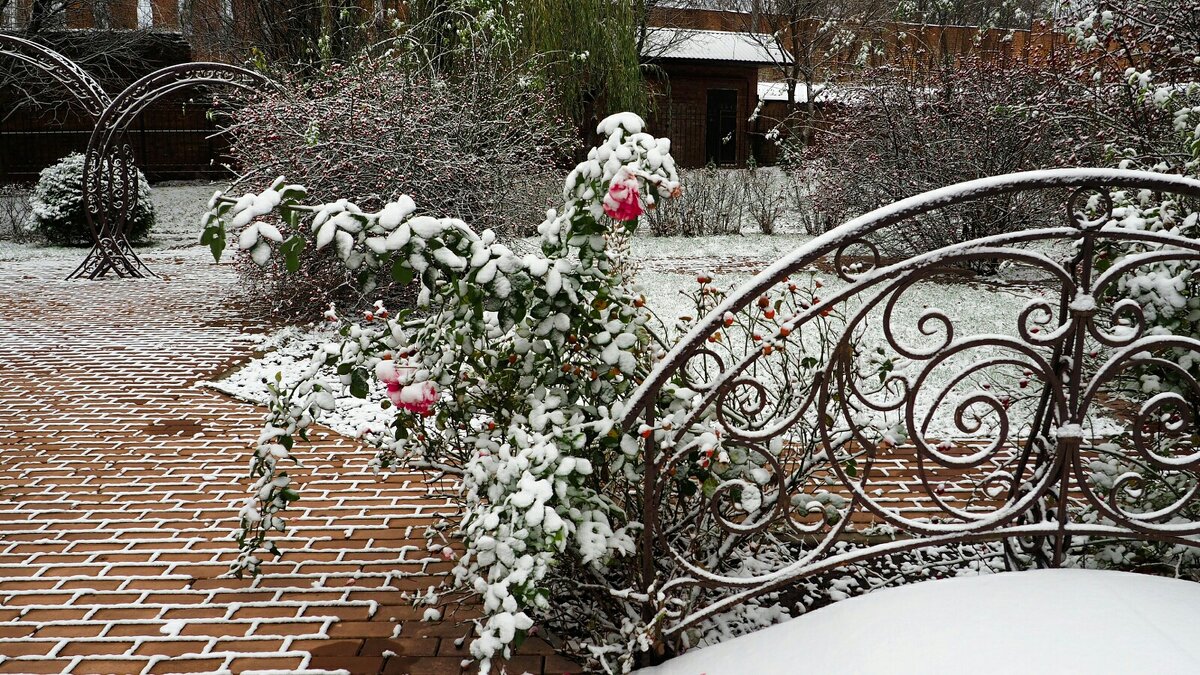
[0,248,573,675]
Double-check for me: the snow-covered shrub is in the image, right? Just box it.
[807,59,1076,270]
[1064,0,1200,179]
[224,47,573,320]
[205,113,677,672]
[203,112,872,671]
[27,153,155,246]
[1067,1,1200,411]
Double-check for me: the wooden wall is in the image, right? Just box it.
[648,8,1066,76]
[646,62,759,168]
[0,101,231,183]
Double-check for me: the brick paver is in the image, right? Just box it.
[0,248,573,674]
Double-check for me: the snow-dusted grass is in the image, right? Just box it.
[0,182,221,262]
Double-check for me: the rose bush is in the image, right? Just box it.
[203,110,866,671]
[205,113,683,671]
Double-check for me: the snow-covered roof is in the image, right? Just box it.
[643,28,792,65]
[758,81,822,103]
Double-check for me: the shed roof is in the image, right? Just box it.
[642,27,791,65]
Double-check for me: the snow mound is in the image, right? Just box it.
[636,569,1200,675]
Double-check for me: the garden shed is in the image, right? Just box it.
[641,27,789,168]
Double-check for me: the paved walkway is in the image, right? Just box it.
[0,247,574,674]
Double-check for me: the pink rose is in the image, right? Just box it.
[376,358,436,415]
[603,172,644,221]
[392,380,438,416]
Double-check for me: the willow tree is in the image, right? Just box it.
[521,0,647,135]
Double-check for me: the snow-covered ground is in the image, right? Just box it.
[634,568,1200,675]
[204,323,400,440]
[0,182,220,262]
[207,226,1071,439]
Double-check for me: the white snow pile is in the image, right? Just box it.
[636,569,1200,675]
[204,324,395,439]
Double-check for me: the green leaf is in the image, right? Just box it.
[282,207,300,230]
[392,259,414,285]
[200,222,226,262]
[281,235,306,274]
[844,458,858,478]
[349,369,369,399]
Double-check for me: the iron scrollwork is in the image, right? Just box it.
[624,169,1200,641]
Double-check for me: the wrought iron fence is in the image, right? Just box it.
[622,168,1200,650]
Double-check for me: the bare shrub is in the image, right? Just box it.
[742,163,788,235]
[225,49,576,321]
[644,164,791,236]
[643,165,740,236]
[0,183,34,243]
[805,58,1081,271]
[779,155,840,235]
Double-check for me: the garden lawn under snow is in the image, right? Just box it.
[208,229,1068,440]
[0,182,224,262]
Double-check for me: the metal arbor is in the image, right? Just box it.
[0,33,271,279]
[622,169,1200,644]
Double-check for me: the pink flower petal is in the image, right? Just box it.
[603,173,644,221]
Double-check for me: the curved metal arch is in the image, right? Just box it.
[68,62,276,280]
[629,169,1200,644]
[80,65,270,240]
[0,32,110,118]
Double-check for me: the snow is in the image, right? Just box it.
[203,325,395,439]
[1069,293,1097,312]
[636,569,1200,675]
[0,181,228,261]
